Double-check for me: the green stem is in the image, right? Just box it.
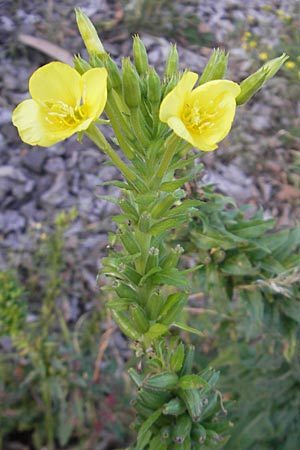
[42,382,54,450]
[86,125,137,183]
[153,132,181,181]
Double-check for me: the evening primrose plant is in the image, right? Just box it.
[12,8,287,450]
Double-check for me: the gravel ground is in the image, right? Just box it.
[1,0,299,315]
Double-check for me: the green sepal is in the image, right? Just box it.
[199,49,229,85]
[236,53,289,105]
[106,297,133,311]
[161,245,184,269]
[115,282,140,303]
[73,54,91,74]
[138,211,152,233]
[178,389,203,422]
[128,368,144,387]
[179,345,195,376]
[147,67,162,105]
[164,44,179,79]
[159,291,188,325]
[133,34,149,75]
[151,193,178,219]
[122,264,142,285]
[139,388,171,410]
[145,247,160,272]
[149,435,168,450]
[122,57,141,109]
[144,371,178,391]
[170,342,185,372]
[119,230,141,255]
[130,303,149,333]
[119,198,140,221]
[172,414,192,444]
[191,423,207,444]
[110,310,140,341]
[162,397,186,416]
[146,292,165,321]
[178,374,210,390]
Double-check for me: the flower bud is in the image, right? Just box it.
[75,8,105,56]
[164,44,179,79]
[138,211,152,232]
[199,49,229,85]
[73,54,91,74]
[102,54,123,95]
[122,57,141,108]
[133,35,149,75]
[147,67,162,105]
[236,53,289,105]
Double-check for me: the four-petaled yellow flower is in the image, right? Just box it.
[159,71,241,151]
[12,62,107,147]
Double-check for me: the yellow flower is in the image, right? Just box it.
[259,52,268,61]
[249,40,257,49]
[159,72,240,151]
[285,61,295,69]
[12,62,107,147]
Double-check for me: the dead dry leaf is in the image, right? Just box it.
[18,33,73,65]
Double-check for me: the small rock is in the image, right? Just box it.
[22,150,47,174]
[44,156,66,173]
[40,172,69,206]
[0,210,26,234]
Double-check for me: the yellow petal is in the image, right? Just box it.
[29,62,81,107]
[198,93,237,147]
[190,79,240,105]
[82,68,107,119]
[12,99,74,147]
[159,71,198,123]
[167,117,194,144]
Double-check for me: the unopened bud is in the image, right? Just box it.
[73,54,91,74]
[236,53,289,105]
[122,57,141,108]
[133,35,149,75]
[147,67,162,105]
[75,8,105,56]
[199,49,229,85]
[164,44,179,79]
[102,54,122,94]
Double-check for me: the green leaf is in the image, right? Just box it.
[228,218,275,239]
[150,215,187,235]
[221,253,255,276]
[191,229,244,250]
[171,321,204,338]
[144,323,169,339]
[139,267,162,286]
[136,408,162,450]
[279,298,300,324]
[160,176,192,192]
